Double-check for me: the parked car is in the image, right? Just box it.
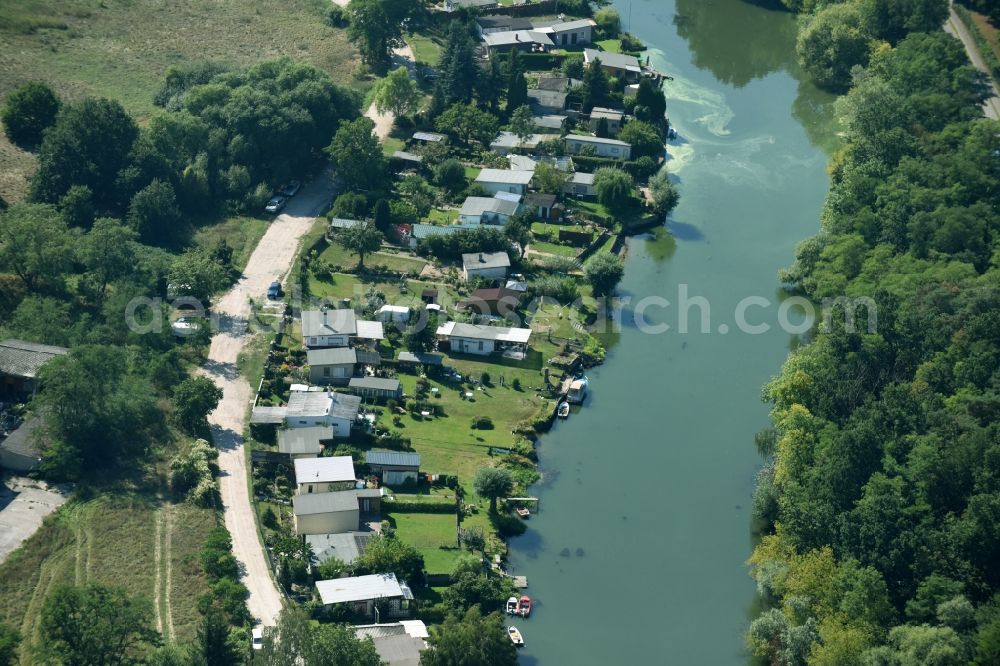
[265,195,286,214]
[171,317,202,337]
[251,627,263,651]
[267,281,283,300]
[281,180,301,197]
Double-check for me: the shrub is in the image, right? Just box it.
[511,378,522,391]
[471,415,494,430]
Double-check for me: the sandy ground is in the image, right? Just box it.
[199,172,337,626]
[946,3,1000,120]
[0,475,70,564]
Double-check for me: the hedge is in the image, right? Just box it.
[382,499,456,514]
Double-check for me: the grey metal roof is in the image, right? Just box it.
[349,377,401,392]
[329,217,365,230]
[566,134,631,148]
[460,196,520,218]
[316,573,411,605]
[538,18,596,33]
[527,89,568,111]
[476,169,534,186]
[438,321,531,343]
[507,155,538,171]
[525,192,557,207]
[250,406,287,424]
[367,634,425,666]
[308,347,381,368]
[483,30,554,48]
[462,251,511,271]
[569,171,596,185]
[302,309,357,337]
[584,48,641,72]
[285,391,362,421]
[392,151,423,163]
[366,450,421,468]
[293,490,362,515]
[0,416,42,459]
[0,340,67,379]
[534,76,570,92]
[533,114,567,129]
[591,106,625,120]
[396,351,443,366]
[307,531,372,565]
[277,426,330,455]
[412,131,446,142]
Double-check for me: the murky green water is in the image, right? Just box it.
[508,1,837,663]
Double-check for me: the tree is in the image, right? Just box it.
[82,217,138,297]
[347,0,404,74]
[533,162,568,195]
[0,203,75,292]
[504,211,532,258]
[593,167,634,210]
[59,184,96,229]
[859,0,948,44]
[352,534,425,584]
[477,56,505,113]
[436,103,500,146]
[420,607,517,666]
[585,252,625,297]
[2,81,61,149]
[796,3,872,92]
[506,105,535,147]
[619,120,664,159]
[438,20,478,105]
[505,72,528,115]
[372,198,393,235]
[594,7,621,37]
[30,97,138,208]
[196,607,240,666]
[255,608,381,666]
[404,311,438,352]
[473,467,513,513]
[338,221,383,269]
[173,376,223,433]
[581,58,610,112]
[168,250,228,303]
[434,159,468,196]
[326,117,386,191]
[373,66,421,119]
[633,77,667,122]
[594,117,609,138]
[0,624,20,666]
[648,167,680,216]
[127,179,183,246]
[38,346,160,479]
[332,192,370,220]
[36,584,158,666]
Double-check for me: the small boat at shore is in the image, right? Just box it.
[505,597,518,614]
[508,626,525,647]
[566,376,588,404]
[515,507,530,519]
[557,401,570,418]
[517,595,532,617]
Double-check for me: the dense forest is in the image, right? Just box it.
[748,1,1000,664]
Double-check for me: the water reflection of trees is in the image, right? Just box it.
[672,0,839,153]
[673,0,798,88]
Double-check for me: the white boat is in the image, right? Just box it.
[557,401,570,418]
[507,626,525,647]
[505,597,519,614]
[566,376,588,404]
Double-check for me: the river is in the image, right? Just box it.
[508,1,837,663]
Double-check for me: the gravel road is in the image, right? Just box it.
[200,172,336,626]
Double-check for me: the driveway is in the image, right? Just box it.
[0,475,70,564]
[200,172,337,626]
[946,3,1000,120]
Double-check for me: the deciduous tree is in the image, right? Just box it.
[473,467,513,513]
[1,81,61,149]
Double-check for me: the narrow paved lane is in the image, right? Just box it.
[200,173,336,626]
[946,3,1000,120]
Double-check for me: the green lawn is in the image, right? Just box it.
[318,244,429,275]
[0,495,215,645]
[406,32,442,67]
[307,273,467,311]
[531,240,582,258]
[382,136,406,157]
[595,39,623,54]
[385,513,462,575]
[193,215,270,272]
[463,167,481,181]
[426,208,457,224]
[0,0,363,204]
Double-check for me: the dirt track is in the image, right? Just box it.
[199,172,336,626]
[946,3,1000,120]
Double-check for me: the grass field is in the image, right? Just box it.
[386,507,495,575]
[306,272,467,311]
[317,244,429,275]
[530,240,582,257]
[0,0,362,203]
[0,494,216,651]
[193,215,270,272]
[406,32,443,67]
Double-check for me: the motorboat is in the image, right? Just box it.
[566,376,588,404]
[516,507,530,519]
[505,597,519,614]
[557,401,570,418]
[517,595,532,617]
[508,626,524,647]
